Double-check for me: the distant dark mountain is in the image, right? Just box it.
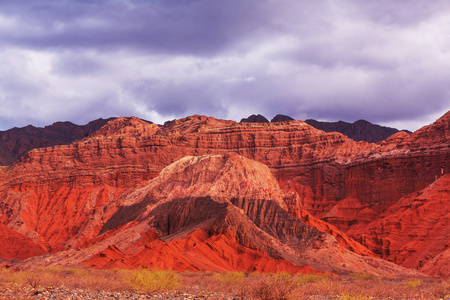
[305,119,409,143]
[242,114,407,142]
[240,114,269,123]
[0,118,114,165]
[271,114,295,122]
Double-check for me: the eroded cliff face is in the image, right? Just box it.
[0,224,46,259]
[353,174,450,277]
[0,112,448,276]
[5,115,360,180]
[2,115,368,249]
[11,154,417,277]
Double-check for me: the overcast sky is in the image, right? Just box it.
[0,0,449,131]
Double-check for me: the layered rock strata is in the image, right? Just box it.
[13,154,418,276]
[0,111,448,277]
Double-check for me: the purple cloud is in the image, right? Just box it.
[0,0,448,131]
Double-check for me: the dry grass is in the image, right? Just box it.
[406,277,423,289]
[122,269,180,292]
[0,267,449,299]
[0,267,130,292]
[213,271,246,285]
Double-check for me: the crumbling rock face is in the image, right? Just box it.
[0,224,46,259]
[353,174,450,277]
[82,229,322,274]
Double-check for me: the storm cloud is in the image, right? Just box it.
[0,0,449,131]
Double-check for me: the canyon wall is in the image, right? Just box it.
[0,111,448,276]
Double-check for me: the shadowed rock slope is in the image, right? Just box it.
[352,174,450,277]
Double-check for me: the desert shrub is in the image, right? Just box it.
[352,273,378,281]
[294,273,330,285]
[426,279,450,299]
[4,270,31,286]
[213,271,246,285]
[0,269,10,283]
[406,278,423,289]
[440,280,450,298]
[337,293,369,300]
[26,274,42,289]
[2,267,450,299]
[62,267,89,277]
[273,271,291,280]
[252,274,295,300]
[123,269,180,292]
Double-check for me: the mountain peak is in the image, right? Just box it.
[143,153,287,210]
[159,115,236,135]
[240,114,269,123]
[403,109,450,145]
[271,114,295,122]
[438,110,450,121]
[305,119,400,142]
[92,116,158,138]
[91,153,414,275]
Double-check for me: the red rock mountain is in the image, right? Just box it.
[353,174,450,276]
[0,111,448,277]
[9,154,416,276]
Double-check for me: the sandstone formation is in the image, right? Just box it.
[11,154,417,277]
[353,174,450,277]
[0,111,448,277]
[0,224,46,259]
[82,229,322,274]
